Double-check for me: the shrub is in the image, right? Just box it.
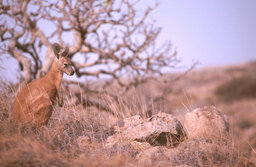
[215,75,256,102]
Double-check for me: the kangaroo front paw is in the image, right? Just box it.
[58,99,63,107]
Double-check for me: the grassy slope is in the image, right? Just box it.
[0,61,255,166]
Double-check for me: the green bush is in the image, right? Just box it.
[215,75,256,102]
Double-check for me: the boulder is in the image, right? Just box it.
[184,106,229,138]
[106,112,186,148]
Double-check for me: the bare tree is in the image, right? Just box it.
[1,0,184,113]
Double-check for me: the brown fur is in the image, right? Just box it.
[12,43,74,125]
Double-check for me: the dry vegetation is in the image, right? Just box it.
[215,75,256,102]
[0,61,256,166]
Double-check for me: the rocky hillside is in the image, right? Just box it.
[0,61,256,166]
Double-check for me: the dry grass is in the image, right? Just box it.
[0,82,118,166]
[1,62,256,166]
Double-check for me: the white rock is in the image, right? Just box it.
[184,106,229,138]
[106,112,187,148]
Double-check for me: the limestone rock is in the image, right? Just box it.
[184,106,229,138]
[106,112,186,148]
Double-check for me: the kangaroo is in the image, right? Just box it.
[12,43,74,125]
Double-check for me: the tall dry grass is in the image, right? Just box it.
[0,80,254,167]
[0,81,120,166]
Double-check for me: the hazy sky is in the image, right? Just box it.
[1,0,256,82]
[152,0,256,67]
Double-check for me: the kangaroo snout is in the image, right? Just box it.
[66,68,74,76]
[70,70,74,75]
[62,64,74,76]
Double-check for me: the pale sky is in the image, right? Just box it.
[152,0,256,67]
[1,0,256,82]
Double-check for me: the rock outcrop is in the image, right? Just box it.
[106,112,187,148]
[75,106,254,166]
[184,106,229,138]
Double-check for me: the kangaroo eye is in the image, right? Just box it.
[64,63,68,67]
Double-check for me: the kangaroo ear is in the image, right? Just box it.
[52,43,62,59]
[61,46,69,57]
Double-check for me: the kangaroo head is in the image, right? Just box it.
[52,43,74,76]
